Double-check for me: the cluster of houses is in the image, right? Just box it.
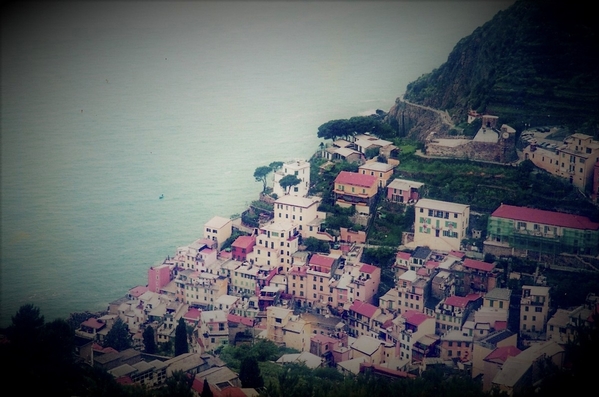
[522,132,599,200]
[74,135,599,395]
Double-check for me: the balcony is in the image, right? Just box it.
[521,297,545,306]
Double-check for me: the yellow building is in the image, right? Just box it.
[333,171,378,215]
[358,161,396,188]
[520,286,550,339]
[524,133,599,191]
[203,216,232,250]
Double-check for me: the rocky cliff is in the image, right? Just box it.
[388,0,599,139]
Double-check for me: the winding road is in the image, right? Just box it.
[400,95,455,130]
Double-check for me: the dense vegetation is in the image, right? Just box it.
[402,0,599,136]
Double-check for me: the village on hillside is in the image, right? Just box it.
[71,118,599,396]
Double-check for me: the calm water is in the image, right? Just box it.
[0,1,514,326]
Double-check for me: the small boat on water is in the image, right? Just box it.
[159,194,164,199]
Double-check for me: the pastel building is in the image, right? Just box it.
[176,271,228,309]
[266,306,294,345]
[230,235,255,262]
[439,330,474,361]
[274,195,324,235]
[386,178,424,204]
[358,161,396,188]
[520,286,551,339]
[148,264,173,293]
[272,159,310,198]
[471,329,518,381]
[352,134,398,159]
[349,264,381,305]
[347,300,381,338]
[248,221,299,272]
[203,216,232,250]
[389,310,436,363]
[395,270,427,314]
[333,171,378,215]
[198,310,229,353]
[414,199,470,252]
[431,293,483,335]
[305,254,337,311]
[524,133,599,191]
[349,335,392,366]
[474,288,511,331]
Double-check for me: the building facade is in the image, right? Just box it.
[414,199,470,252]
[333,171,378,215]
[272,159,311,198]
[484,204,599,257]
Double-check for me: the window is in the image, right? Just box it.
[535,307,542,312]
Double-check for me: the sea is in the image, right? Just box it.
[0,1,514,327]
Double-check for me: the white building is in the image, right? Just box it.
[273,159,310,198]
[274,195,325,236]
[246,221,299,273]
[413,198,470,252]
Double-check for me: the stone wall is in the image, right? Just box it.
[426,140,517,163]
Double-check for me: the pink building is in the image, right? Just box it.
[386,178,424,204]
[351,264,381,305]
[148,264,172,293]
[347,300,381,338]
[231,235,255,262]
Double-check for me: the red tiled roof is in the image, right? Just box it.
[491,204,599,230]
[360,263,378,274]
[396,252,411,261]
[184,308,202,321]
[309,254,335,268]
[116,376,134,385]
[128,285,148,297]
[484,345,521,364]
[232,235,255,249]
[219,250,232,260]
[350,300,379,318]
[218,387,248,397]
[81,318,105,330]
[444,293,482,308]
[463,258,495,272]
[227,313,255,327]
[494,320,508,331]
[425,260,440,269]
[335,171,377,188]
[449,250,466,259]
[311,334,339,344]
[416,268,428,276]
[402,310,431,326]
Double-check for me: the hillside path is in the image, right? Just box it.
[400,95,455,130]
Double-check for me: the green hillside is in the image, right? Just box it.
[402,0,598,136]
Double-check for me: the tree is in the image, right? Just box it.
[143,325,157,354]
[278,174,302,194]
[303,237,330,253]
[175,318,189,356]
[159,370,193,397]
[239,356,264,388]
[201,378,213,397]
[269,161,284,171]
[104,317,131,351]
[253,165,272,193]
[317,119,353,141]
[7,303,45,350]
